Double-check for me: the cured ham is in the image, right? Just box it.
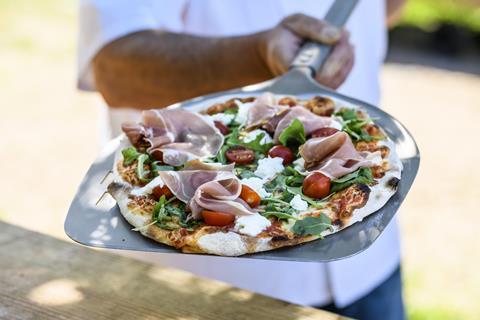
[157,170,253,219]
[182,159,235,171]
[300,131,381,179]
[273,106,332,143]
[122,109,224,166]
[245,93,287,129]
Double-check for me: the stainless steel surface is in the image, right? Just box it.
[64,1,420,261]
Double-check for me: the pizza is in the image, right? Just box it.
[108,92,402,256]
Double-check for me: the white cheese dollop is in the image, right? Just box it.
[254,157,284,180]
[130,176,164,196]
[289,194,308,211]
[293,157,306,174]
[210,113,235,126]
[240,177,271,199]
[235,100,254,125]
[242,129,273,145]
[234,213,271,237]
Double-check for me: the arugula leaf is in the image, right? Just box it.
[279,119,306,148]
[291,214,333,236]
[285,186,322,207]
[335,108,377,142]
[223,107,238,115]
[151,162,174,172]
[216,145,229,164]
[234,167,257,179]
[122,147,141,165]
[225,128,273,154]
[262,211,298,221]
[330,167,374,193]
[335,108,357,121]
[136,154,152,183]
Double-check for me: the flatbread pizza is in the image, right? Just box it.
[108,92,402,256]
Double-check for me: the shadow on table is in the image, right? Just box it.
[0,221,339,320]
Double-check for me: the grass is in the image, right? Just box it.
[400,0,480,31]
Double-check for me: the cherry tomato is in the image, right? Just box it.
[152,185,173,200]
[240,185,261,208]
[267,145,294,165]
[225,146,255,165]
[214,121,230,135]
[150,150,164,162]
[310,127,339,138]
[202,210,235,226]
[302,172,331,199]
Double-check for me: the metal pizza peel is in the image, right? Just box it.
[65,0,420,262]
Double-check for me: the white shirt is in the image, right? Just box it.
[78,0,401,307]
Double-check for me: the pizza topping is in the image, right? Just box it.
[289,194,308,211]
[234,213,271,237]
[190,178,254,219]
[122,109,224,166]
[213,121,230,135]
[210,113,235,126]
[267,145,294,165]
[240,177,271,199]
[300,131,378,179]
[225,146,255,165]
[254,157,284,180]
[310,127,340,138]
[245,92,287,129]
[182,159,235,171]
[273,106,331,143]
[242,129,273,145]
[302,172,331,199]
[152,185,173,201]
[202,210,235,227]
[330,167,375,193]
[239,185,261,208]
[291,214,333,237]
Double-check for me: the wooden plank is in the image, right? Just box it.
[0,222,346,320]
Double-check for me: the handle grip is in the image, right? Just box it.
[289,0,358,76]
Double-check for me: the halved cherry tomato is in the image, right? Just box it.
[302,172,331,199]
[310,127,339,138]
[240,185,261,208]
[202,210,235,226]
[225,146,255,165]
[214,121,230,135]
[268,145,294,165]
[152,185,173,200]
[150,150,164,162]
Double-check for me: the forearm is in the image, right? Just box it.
[93,30,272,109]
[386,0,406,28]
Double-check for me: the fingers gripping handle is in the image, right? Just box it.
[289,0,358,76]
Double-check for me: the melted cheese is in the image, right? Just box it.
[254,157,284,180]
[289,194,308,211]
[242,129,273,144]
[210,113,235,126]
[234,213,271,237]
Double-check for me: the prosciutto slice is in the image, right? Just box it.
[122,109,223,166]
[299,131,381,179]
[273,106,332,143]
[245,93,288,129]
[182,159,235,172]
[157,170,253,219]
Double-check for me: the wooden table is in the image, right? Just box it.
[0,222,346,320]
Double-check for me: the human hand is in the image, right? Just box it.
[259,13,354,89]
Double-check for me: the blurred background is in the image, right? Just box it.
[1,0,479,319]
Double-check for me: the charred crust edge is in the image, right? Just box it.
[387,177,400,190]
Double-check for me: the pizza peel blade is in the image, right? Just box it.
[65,0,420,262]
